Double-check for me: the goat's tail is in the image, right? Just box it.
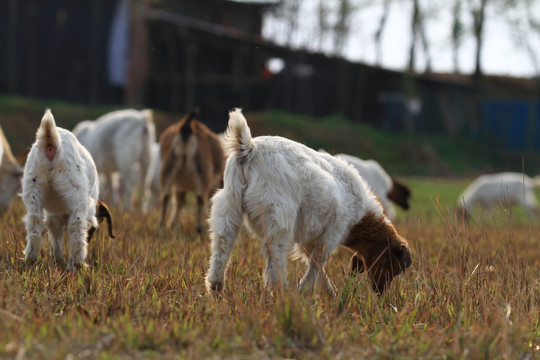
[36,109,61,161]
[224,108,253,163]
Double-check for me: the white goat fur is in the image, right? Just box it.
[206,109,411,294]
[458,172,540,217]
[0,125,24,213]
[148,142,161,206]
[72,109,155,210]
[336,154,398,220]
[23,110,99,269]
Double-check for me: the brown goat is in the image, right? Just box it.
[159,109,224,233]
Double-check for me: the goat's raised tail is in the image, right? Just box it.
[36,109,61,161]
[224,108,253,162]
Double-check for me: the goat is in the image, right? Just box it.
[22,110,114,270]
[206,109,412,295]
[159,109,224,233]
[456,172,540,221]
[335,153,411,221]
[0,125,24,214]
[72,109,155,210]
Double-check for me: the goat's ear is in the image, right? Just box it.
[96,200,116,239]
[183,107,199,125]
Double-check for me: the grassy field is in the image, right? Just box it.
[1,177,540,359]
[2,96,540,359]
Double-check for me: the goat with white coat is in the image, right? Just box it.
[457,172,540,221]
[73,109,155,210]
[335,153,411,221]
[0,125,24,213]
[22,110,114,270]
[206,109,412,295]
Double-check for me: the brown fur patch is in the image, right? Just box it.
[344,211,412,293]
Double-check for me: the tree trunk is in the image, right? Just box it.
[472,0,488,78]
[374,0,391,66]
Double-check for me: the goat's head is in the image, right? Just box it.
[87,200,116,242]
[344,211,412,294]
[455,204,471,224]
[387,178,412,210]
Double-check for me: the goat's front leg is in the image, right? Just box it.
[299,243,335,295]
[23,195,45,264]
[46,215,66,265]
[120,171,134,211]
[66,210,88,271]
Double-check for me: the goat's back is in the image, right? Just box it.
[82,109,155,173]
[159,118,224,191]
[460,172,537,208]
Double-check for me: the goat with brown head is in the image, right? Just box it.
[159,108,224,233]
[345,212,412,294]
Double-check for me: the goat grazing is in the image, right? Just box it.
[159,109,224,233]
[0,125,24,214]
[206,109,412,295]
[335,153,411,221]
[457,172,540,221]
[22,110,114,270]
[73,109,155,210]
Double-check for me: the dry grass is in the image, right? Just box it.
[1,181,540,359]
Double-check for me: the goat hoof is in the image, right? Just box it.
[67,261,89,272]
[207,281,223,294]
[23,256,39,265]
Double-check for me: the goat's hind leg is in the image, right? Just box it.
[170,190,186,228]
[46,215,66,266]
[66,210,88,271]
[262,228,293,292]
[195,193,207,234]
[23,199,45,264]
[205,189,241,293]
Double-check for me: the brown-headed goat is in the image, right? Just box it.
[159,109,224,233]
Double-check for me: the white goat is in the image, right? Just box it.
[0,125,24,213]
[206,109,412,295]
[457,172,540,220]
[73,109,155,210]
[22,110,114,270]
[335,154,411,221]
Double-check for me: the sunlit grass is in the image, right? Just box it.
[1,178,540,359]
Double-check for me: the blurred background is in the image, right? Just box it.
[1,0,539,174]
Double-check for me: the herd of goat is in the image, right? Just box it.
[0,108,539,294]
